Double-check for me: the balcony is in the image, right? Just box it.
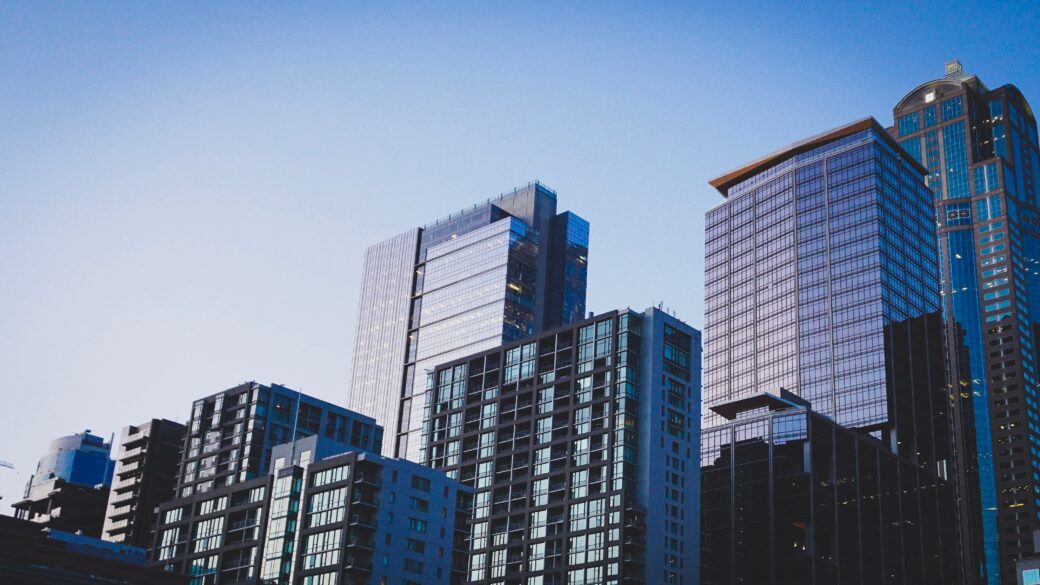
[343,556,373,572]
[117,460,141,474]
[107,505,136,521]
[348,514,377,530]
[350,495,379,509]
[110,489,138,504]
[346,536,375,551]
[352,474,380,487]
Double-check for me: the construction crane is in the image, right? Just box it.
[0,460,14,471]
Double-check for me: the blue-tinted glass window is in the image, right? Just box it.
[990,99,1003,120]
[1024,568,1040,585]
[944,203,971,226]
[941,96,964,121]
[976,195,1003,221]
[924,106,937,128]
[943,122,969,199]
[994,124,1008,158]
[899,137,922,164]
[922,130,941,198]
[898,112,920,136]
[974,163,1000,195]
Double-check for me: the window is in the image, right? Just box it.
[406,538,426,553]
[942,96,964,121]
[192,517,224,552]
[188,555,218,583]
[897,112,919,136]
[302,573,337,585]
[307,487,347,527]
[408,517,428,533]
[302,529,342,569]
[411,475,431,493]
[312,464,350,487]
[197,496,227,515]
[404,558,424,574]
[1024,569,1040,585]
[163,506,186,524]
[923,105,937,127]
[974,162,999,194]
[409,497,429,512]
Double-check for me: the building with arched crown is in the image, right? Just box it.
[891,61,1040,585]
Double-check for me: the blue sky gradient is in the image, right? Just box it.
[2,1,1039,505]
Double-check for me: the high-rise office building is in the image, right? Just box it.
[423,307,701,585]
[12,431,115,537]
[891,61,1040,584]
[21,431,114,498]
[102,419,187,548]
[154,434,471,585]
[176,382,382,497]
[700,118,960,584]
[347,182,589,460]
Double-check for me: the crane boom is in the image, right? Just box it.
[0,460,14,470]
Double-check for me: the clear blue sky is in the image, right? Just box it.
[2,1,1038,506]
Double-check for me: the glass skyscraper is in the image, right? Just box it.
[22,431,114,499]
[892,61,1040,585]
[347,182,589,459]
[700,117,960,584]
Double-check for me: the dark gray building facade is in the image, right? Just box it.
[154,435,471,585]
[176,382,382,498]
[423,307,701,584]
[103,419,187,548]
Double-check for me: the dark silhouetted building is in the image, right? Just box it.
[702,390,958,584]
[347,182,589,459]
[103,418,187,548]
[892,61,1040,585]
[0,514,185,584]
[423,307,701,584]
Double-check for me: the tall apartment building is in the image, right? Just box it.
[102,419,187,548]
[13,431,115,537]
[176,382,382,497]
[154,435,471,585]
[347,182,589,460]
[891,61,1040,584]
[423,307,701,584]
[700,118,960,584]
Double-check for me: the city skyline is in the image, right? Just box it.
[3,1,1040,521]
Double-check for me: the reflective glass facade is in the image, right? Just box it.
[423,308,701,585]
[23,432,113,500]
[704,121,942,442]
[893,63,1040,584]
[347,182,589,459]
[703,117,958,584]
